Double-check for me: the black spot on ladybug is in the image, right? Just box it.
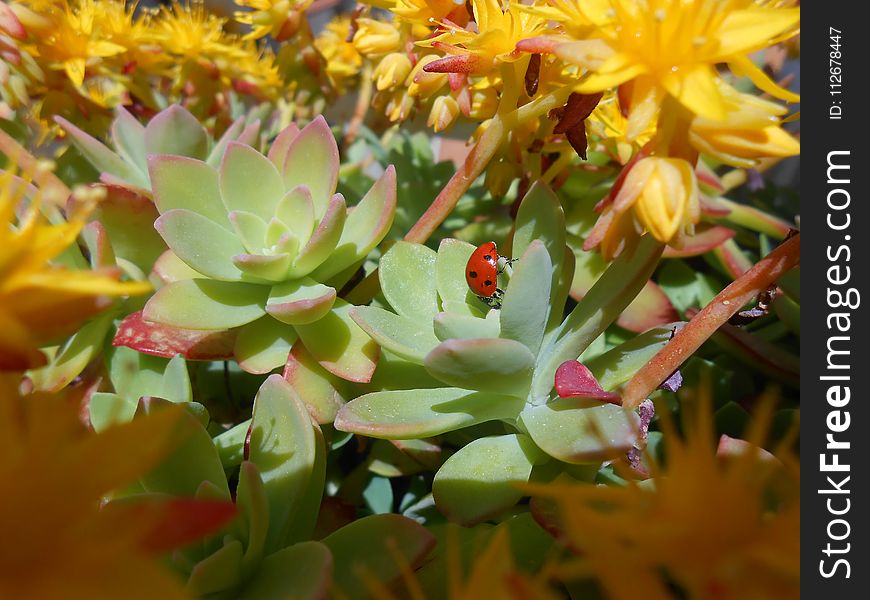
[484,255,492,261]
[469,271,478,278]
[484,280,493,287]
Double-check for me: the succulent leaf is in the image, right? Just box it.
[512,181,566,307]
[144,104,209,160]
[234,317,298,374]
[228,210,270,254]
[113,310,237,360]
[219,141,285,221]
[235,461,269,574]
[432,434,545,525]
[433,311,500,341]
[111,106,148,176]
[149,155,231,229]
[275,185,316,243]
[335,387,526,439]
[237,541,332,600]
[267,123,301,169]
[380,241,438,320]
[186,539,244,596]
[282,341,350,424]
[281,116,339,219]
[155,209,246,281]
[500,240,552,356]
[350,305,440,364]
[288,193,347,278]
[266,279,337,325]
[425,338,535,397]
[143,279,268,330]
[233,252,293,282]
[56,116,148,188]
[435,238,482,317]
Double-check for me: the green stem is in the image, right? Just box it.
[713,196,794,239]
[621,233,800,409]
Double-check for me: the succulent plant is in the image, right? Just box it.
[104,373,434,598]
[334,182,682,525]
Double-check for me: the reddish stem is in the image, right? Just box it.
[621,233,800,409]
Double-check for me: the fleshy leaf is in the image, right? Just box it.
[585,323,685,391]
[433,434,544,525]
[322,514,436,600]
[89,392,137,433]
[247,375,321,554]
[149,155,230,229]
[152,250,204,284]
[554,360,620,403]
[144,105,208,160]
[228,210,268,254]
[275,185,315,244]
[425,338,535,397]
[335,387,525,439]
[433,312,499,341]
[233,252,292,282]
[267,123,300,169]
[219,141,285,220]
[380,241,438,320]
[155,209,245,281]
[266,279,336,325]
[90,185,165,273]
[288,194,347,278]
[351,305,439,364]
[113,310,237,360]
[111,106,148,177]
[522,400,639,463]
[282,341,350,424]
[143,279,268,330]
[294,299,378,383]
[312,166,397,282]
[435,238,481,317]
[207,116,246,167]
[137,398,231,498]
[186,539,244,596]
[28,312,114,392]
[282,116,339,218]
[234,317,298,374]
[512,182,566,302]
[237,541,332,600]
[500,240,552,356]
[55,116,147,187]
[234,461,268,573]
[663,224,736,257]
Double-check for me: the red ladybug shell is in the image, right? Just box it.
[465,242,500,297]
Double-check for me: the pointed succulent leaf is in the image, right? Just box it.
[238,541,332,600]
[186,539,244,596]
[662,224,736,257]
[152,249,204,283]
[500,240,552,356]
[522,400,640,463]
[267,122,301,169]
[28,311,114,392]
[55,116,148,187]
[585,323,685,391]
[425,338,535,397]
[234,461,268,573]
[248,375,320,554]
[275,185,315,243]
[89,392,137,433]
[433,311,499,341]
[294,299,379,383]
[554,360,620,402]
[335,387,525,439]
[264,217,291,249]
[90,185,165,273]
[137,398,231,498]
[288,193,346,278]
[207,116,247,167]
[436,238,482,317]
[143,279,268,330]
[548,245,576,332]
[570,237,677,332]
[512,181,566,301]
[155,209,246,280]
[266,279,336,325]
[433,434,544,525]
[111,106,148,176]
[362,350,444,393]
[113,310,237,360]
[81,221,116,269]
[380,241,438,320]
[234,316,298,374]
[283,341,350,424]
[233,252,292,282]
[534,235,664,401]
[161,354,192,402]
[219,141,285,220]
[351,306,439,364]
[107,345,176,401]
[229,210,268,254]
[237,119,261,147]
[144,104,208,159]
[312,166,397,282]
[283,423,326,545]
[149,155,230,228]
[282,116,339,218]
[322,514,436,600]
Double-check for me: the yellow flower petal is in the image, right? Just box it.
[729,55,801,103]
[716,8,801,59]
[661,64,725,121]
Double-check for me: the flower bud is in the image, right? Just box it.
[352,18,401,56]
[406,55,447,98]
[427,95,460,132]
[373,53,413,92]
[468,86,498,120]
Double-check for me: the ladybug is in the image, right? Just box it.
[465,241,515,309]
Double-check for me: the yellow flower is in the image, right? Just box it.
[554,0,800,126]
[428,94,460,131]
[424,0,548,74]
[690,81,800,168]
[234,0,312,40]
[314,16,363,92]
[353,17,402,56]
[0,166,151,371]
[373,52,413,91]
[528,394,799,600]
[406,54,448,98]
[585,156,699,260]
[588,91,656,163]
[392,0,470,28]
[0,374,189,598]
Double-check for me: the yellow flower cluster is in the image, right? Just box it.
[1,0,281,135]
[310,0,799,258]
[0,165,151,371]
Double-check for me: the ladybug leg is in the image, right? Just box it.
[497,257,517,275]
